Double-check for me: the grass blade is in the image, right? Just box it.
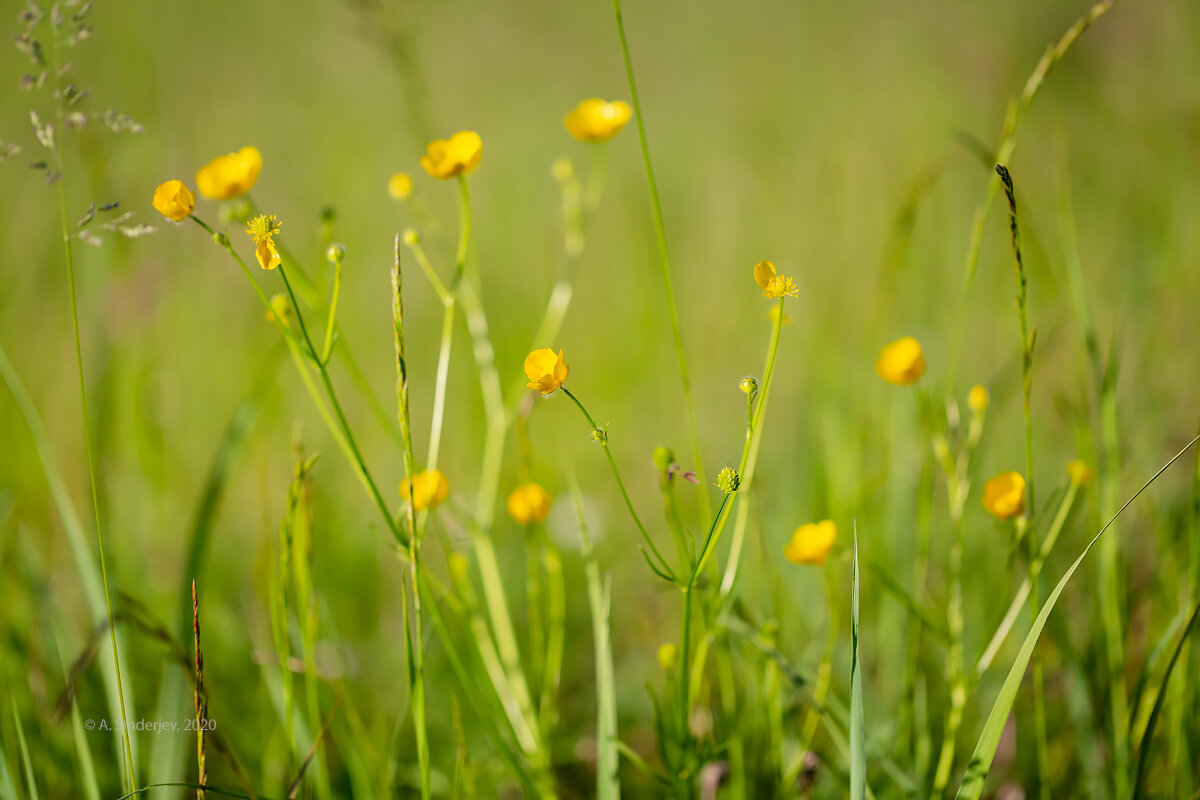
[1130,595,1200,800]
[9,695,38,800]
[955,434,1200,799]
[53,630,100,800]
[568,463,621,800]
[850,523,866,800]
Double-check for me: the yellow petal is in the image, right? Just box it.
[753,260,777,291]
[256,239,281,270]
[524,347,568,395]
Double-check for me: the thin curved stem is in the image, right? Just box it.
[610,0,710,520]
[276,266,406,546]
[561,387,674,578]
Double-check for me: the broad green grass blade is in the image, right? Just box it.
[1130,595,1200,800]
[9,696,38,800]
[0,749,16,800]
[850,524,866,800]
[955,434,1200,799]
[0,343,138,781]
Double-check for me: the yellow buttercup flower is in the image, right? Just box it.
[752,260,798,299]
[195,146,262,200]
[388,172,413,200]
[1067,460,1095,486]
[982,471,1025,520]
[245,214,282,270]
[524,348,569,395]
[563,98,632,143]
[420,131,482,180]
[783,520,837,566]
[507,483,552,525]
[152,179,195,221]
[399,469,449,511]
[967,384,990,413]
[875,336,926,386]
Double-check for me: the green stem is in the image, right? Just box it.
[539,537,566,737]
[244,197,404,450]
[412,189,549,770]
[391,240,430,799]
[946,0,1117,385]
[425,176,473,480]
[320,257,342,364]
[996,164,1048,796]
[426,300,456,473]
[679,585,693,760]
[718,297,786,597]
[453,175,472,289]
[277,265,407,548]
[610,0,710,521]
[53,86,136,789]
[931,509,968,797]
[561,387,673,578]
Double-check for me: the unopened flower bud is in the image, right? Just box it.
[657,643,677,670]
[740,376,758,395]
[325,242,346,264]
[652,446,675,472]
[551,157,575,182]
[402,228,420,246]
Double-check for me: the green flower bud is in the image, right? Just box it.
[325,242,346,263]
[652,446,675,472]
[716,466,740,494]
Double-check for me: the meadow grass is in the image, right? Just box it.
[2,0,1200,798]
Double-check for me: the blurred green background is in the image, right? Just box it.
[2,0,1199,797]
